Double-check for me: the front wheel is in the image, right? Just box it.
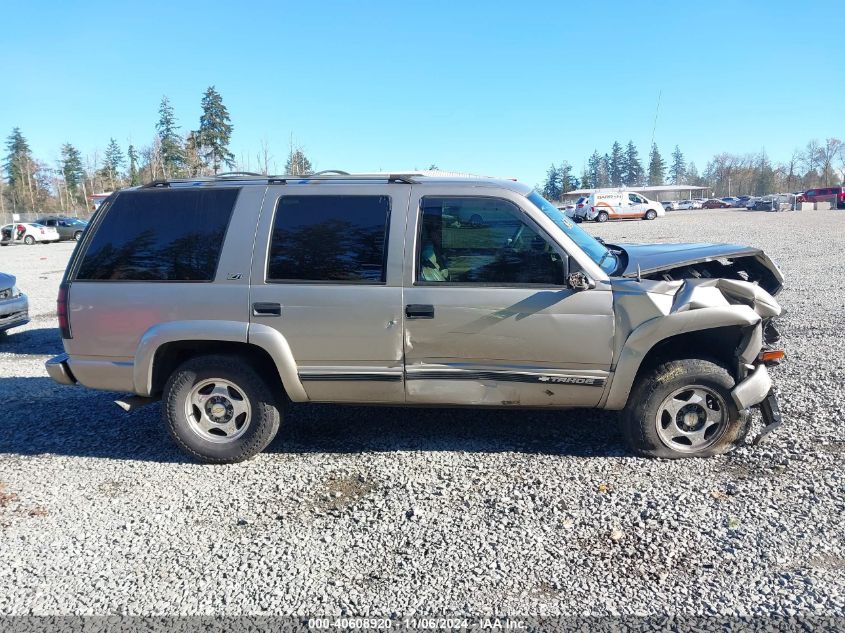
[163,354,282,463]
[74,231,82,241]
[622,358,749,458]
[645,209,657,220]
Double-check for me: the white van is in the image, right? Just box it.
[575,191,665,222]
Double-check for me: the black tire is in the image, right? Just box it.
[74,231,82,241]
[163,354,282,463]
[621,358,750,459]
[24,235,35,245]
[645,209,657,220]
[596,211,609,223]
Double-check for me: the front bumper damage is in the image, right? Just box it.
[730,362,782,444]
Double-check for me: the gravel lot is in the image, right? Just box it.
[0,209,843,619]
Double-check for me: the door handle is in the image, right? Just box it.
[252,302,282,317]
[406,304,434,319]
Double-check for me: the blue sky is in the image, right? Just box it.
[2,0,842,184]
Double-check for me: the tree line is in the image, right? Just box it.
[1,86,315,217]
[540,138,844,201]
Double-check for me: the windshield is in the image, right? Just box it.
[527,191,618,275]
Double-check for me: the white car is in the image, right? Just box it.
[661,200,679,211]
[1,223,61,245]
[676,200,701,210]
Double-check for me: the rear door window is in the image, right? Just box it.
[75,188,239,281]
[267,195,391,283]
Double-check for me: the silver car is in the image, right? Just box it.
[45,173,785,462]
[0,273,29,334]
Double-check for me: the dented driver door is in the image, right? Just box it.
[402,185,615,407]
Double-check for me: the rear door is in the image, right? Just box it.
[249,185,409,403]
[402,186,614,407]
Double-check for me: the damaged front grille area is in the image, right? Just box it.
[645,255,781,295]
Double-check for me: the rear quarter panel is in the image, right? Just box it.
[63,186,266,388]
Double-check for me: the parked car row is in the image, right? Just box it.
[0,216,88,246]
[1,223,60,245]
[565,191,665,222]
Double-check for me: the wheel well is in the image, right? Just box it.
[634,326,744,382]
[151,340,283,398]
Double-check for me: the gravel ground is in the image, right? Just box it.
[0,209,843,619]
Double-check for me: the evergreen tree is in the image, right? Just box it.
[609,141,624,187]
[198,86,234,173]
[4,127,33,190]
[541,164,562,200]
[100,138,124,190]
[598,154,611,188]
[587,150,602,190]
[558,161,574,194]
[156,96,184,177]
[60,143,84,194]
[686,161,701,186]
[648,143,666,186]
[754,153,775,196]
[285,147,313,175]
[127,144,140,186]
[622,141,644,186]
[184,131,204,177]
[580,167,591,190]
[669,145,686,185]
[3,127,37,210]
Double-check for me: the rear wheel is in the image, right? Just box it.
[74,231,82,241]
[596,211,609,223]
[645,209,657,220]
[163,354,282,463]
[622,358,749,458]
[24,235,35,245]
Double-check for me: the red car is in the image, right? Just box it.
[702,199,731,209]
[802,186,845,209]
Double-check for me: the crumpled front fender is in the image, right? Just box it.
[604,278,781,410]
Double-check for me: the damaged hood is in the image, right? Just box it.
[615,242,784,295]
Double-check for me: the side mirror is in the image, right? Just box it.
[568,271,595,291]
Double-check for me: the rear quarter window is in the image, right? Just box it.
[75,188,239,281]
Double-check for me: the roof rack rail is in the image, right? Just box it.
[216,171,264,178]
[267,173,419,184]
[139,171,424,188]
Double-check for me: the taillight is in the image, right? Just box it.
[576,203,584,208]
[57,282,71,339]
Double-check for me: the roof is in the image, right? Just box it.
[137,170,533,195]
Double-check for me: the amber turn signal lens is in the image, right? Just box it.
[758,350,785,364]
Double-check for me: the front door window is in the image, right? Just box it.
[417,197,565,286]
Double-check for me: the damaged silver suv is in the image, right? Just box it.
[46,172,785,463]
